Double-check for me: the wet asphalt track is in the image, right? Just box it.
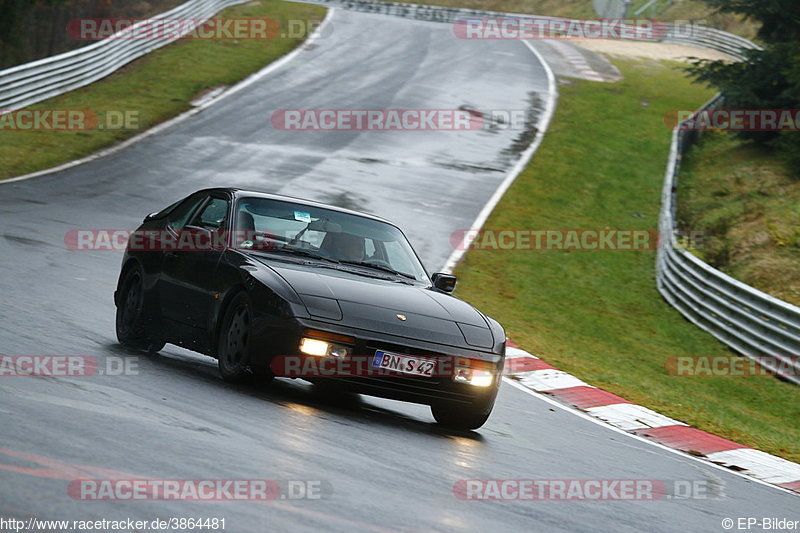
[0,9,797,533]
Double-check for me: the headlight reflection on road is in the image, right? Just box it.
[449,435,482,469]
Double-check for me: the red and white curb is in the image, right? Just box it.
[502,341,800,494]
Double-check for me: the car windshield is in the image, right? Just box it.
[234,197,429,282]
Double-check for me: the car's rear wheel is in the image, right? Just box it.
[217,292,273,384]
[431,402,492,430]
[116,265,164,352]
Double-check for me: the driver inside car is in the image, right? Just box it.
[321,232,366,262]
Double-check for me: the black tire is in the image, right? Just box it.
[249,358,275,384]
[217,292,273,384]
[431,402,492,430]
[116,265,164,352]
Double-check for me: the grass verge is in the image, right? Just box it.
[678,132,800,306]
[0,0,326,180]
[453,58,800,462]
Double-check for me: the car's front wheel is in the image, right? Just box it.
[115,265,164,352]
[431,402,492,430]
[217,292,273,384]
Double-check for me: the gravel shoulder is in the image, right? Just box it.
[572,39,733,62]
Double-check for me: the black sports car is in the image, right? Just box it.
[114,188,505,429]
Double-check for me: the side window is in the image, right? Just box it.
[167,194,206,231]
[190,197,230,230]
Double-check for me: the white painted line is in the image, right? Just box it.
[706,449,800,485]
[441,40,558,273]
[0,9,336,186]
[517,368,589,391]
[585,403,688,431]
[190,86,227,107]
[502,377,799,496]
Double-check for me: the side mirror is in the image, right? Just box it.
[431,273,457,293]
[143,212,159,223]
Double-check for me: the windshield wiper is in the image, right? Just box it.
[339,260,416,280]
[262,246,340,264]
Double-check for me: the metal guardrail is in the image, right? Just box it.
[288,0,563,24]
[659,23,760,60]
[0,0,250,112]
[657,95,800,384]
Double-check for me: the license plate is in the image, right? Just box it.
[372,350,436,377]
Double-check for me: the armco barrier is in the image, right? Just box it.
[659,23,760,60]
[287,0,562,25]
[0,0,251,112]
[657,95,800,384]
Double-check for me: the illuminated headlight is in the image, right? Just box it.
[453,361,495,387]
[299,338,352,358]
[469,370,495,387]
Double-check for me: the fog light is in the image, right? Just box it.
[299,338,352,358]
[328,344,351,358]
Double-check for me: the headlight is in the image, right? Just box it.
[299,330,354,358]
[299,338,331,356]
[469,370,495,387]
[453,359,496,387]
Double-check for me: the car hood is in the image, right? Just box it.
[258,260,494,349]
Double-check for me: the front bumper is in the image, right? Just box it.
[251,316,504,408]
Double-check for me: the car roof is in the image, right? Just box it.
[197,187,396,227]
